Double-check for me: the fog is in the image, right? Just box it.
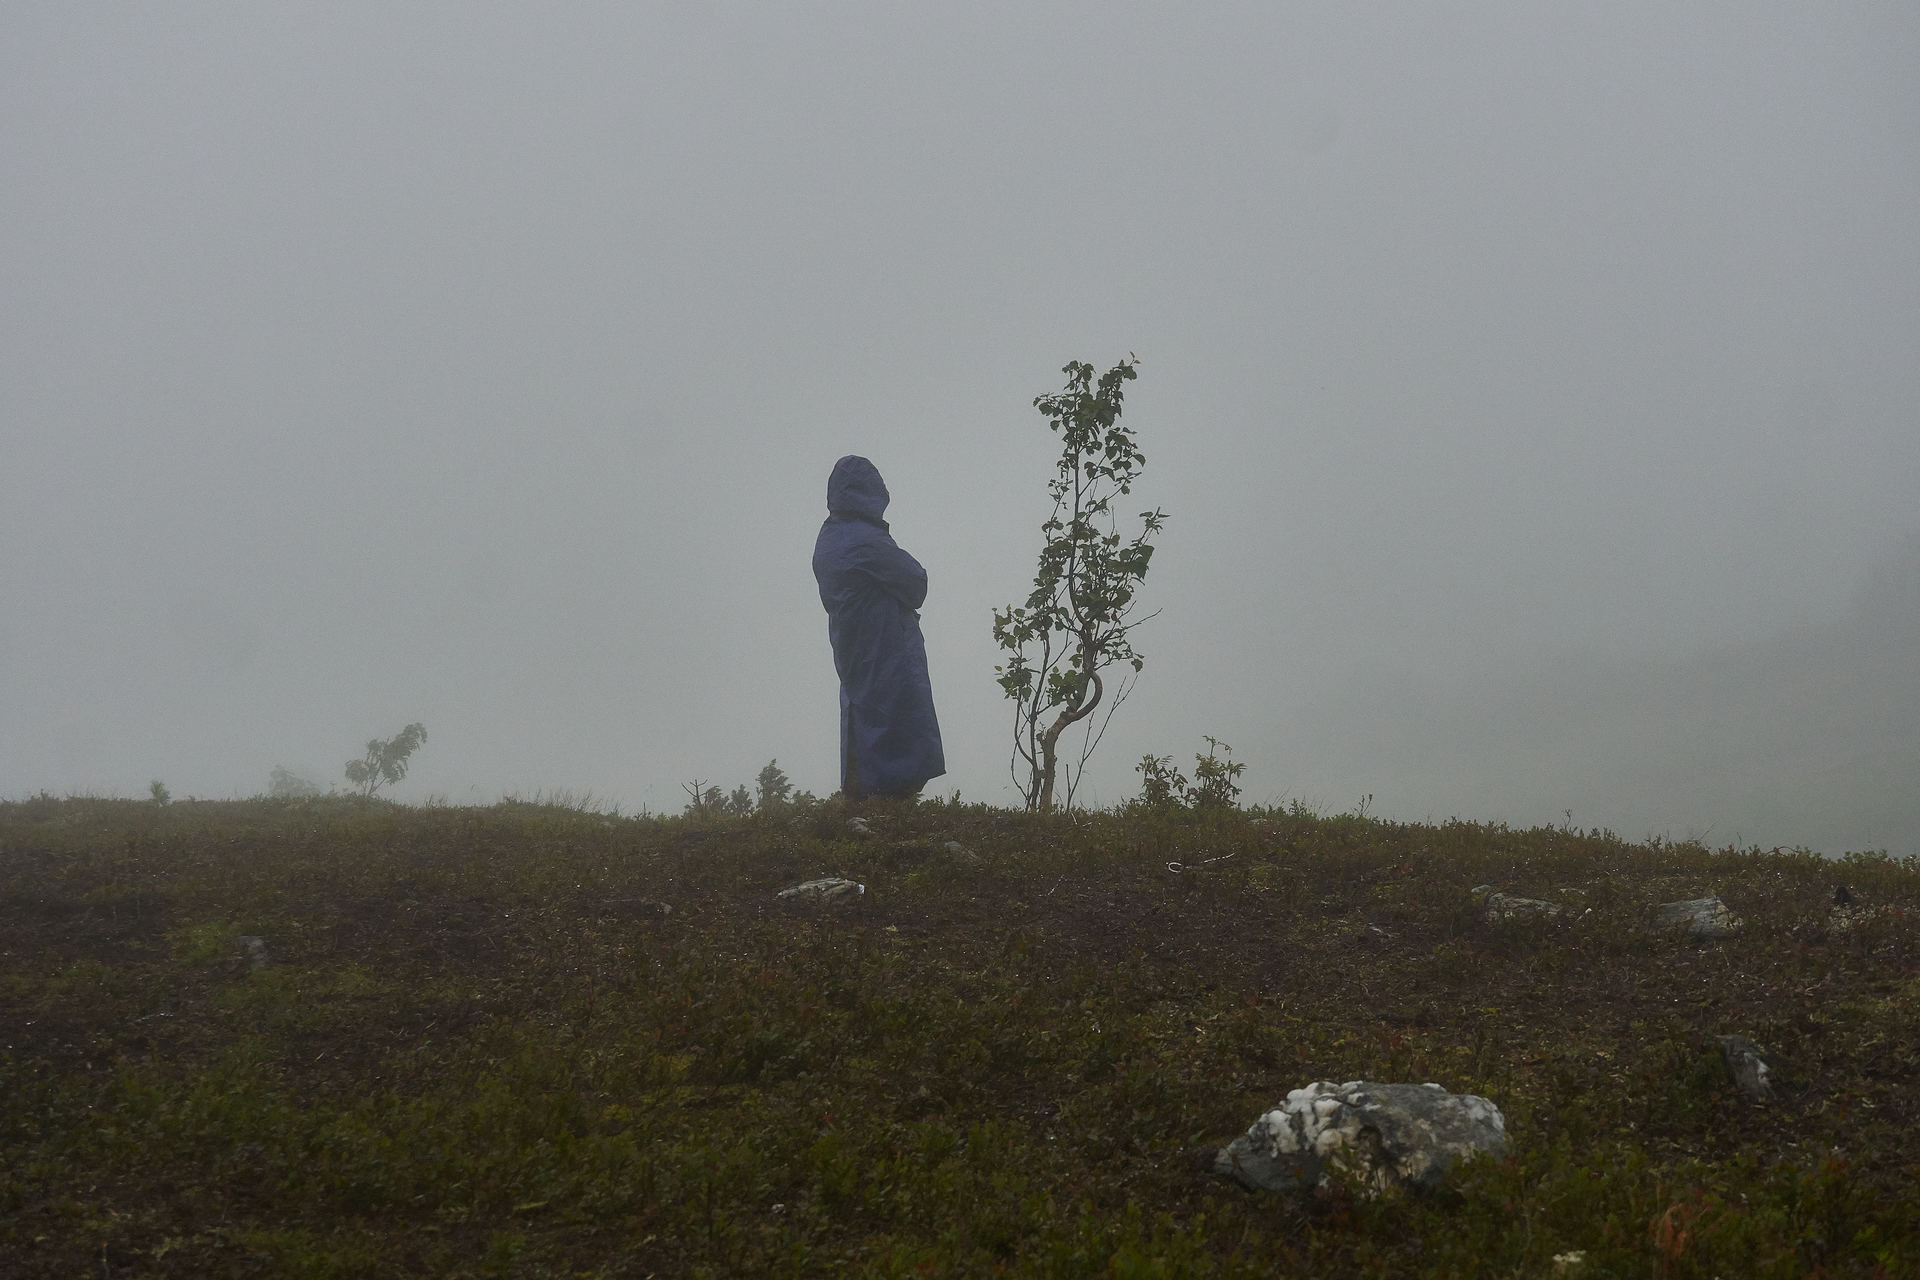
[5,4,1916,853]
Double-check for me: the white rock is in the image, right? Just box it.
[847,817,875,837]
[1479,891,1567,922]
[1210,1080,1507,1195]
[775,878,865,905]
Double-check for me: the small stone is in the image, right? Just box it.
[776,878,866,905]
[942,840,981,863]
[847,817,875,837]
[1208,1080,1507,1196]
[236,935,270,971]
[1715,1035,1773,1102]
[1651,896,1742,940]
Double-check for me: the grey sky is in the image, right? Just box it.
[5,4,1917,851]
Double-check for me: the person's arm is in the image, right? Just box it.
[849,534,928,611]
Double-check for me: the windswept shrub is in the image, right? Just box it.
[344,723,427,797]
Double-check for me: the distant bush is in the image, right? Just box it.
[1133,754,1187,811]
[149,780,170,806]
[685,763,797,817]
[1132,736,1244,813]
[268,766,322,799]
[1189,736,1244,809]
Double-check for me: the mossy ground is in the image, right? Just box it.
[3,794,1917,1277]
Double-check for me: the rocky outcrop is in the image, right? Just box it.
[1472,886,1750,939]
[1207,1081,1507,1195]
[1471,886,1755,940]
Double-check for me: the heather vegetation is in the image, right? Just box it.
[3,792,1917,1277]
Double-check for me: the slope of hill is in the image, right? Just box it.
[1292,535,1920,856]
[3,795,1917,1276]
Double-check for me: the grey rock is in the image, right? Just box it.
[942,840,981,863]
[236,935,270,971]
[1209,1081,1507,1195]
[1651,896,1742,939]
[847,817,875,837]
[775,877,865,905]
[1715,1035,1773,1101]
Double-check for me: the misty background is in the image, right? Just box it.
[4,4,1916,854]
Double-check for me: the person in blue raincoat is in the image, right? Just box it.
[812,456,946,798]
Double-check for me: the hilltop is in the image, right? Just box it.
[3,795,1917,1277]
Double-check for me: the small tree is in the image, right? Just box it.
[680,779,708,816]
[755,759,794,810]
[724,785,754,815]
[682,780,730,817]
[994,356,1166,810]
[344,723,427,797]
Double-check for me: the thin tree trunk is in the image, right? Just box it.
[1034,668,1102,811]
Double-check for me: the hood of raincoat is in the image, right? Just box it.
[827,455,890,522]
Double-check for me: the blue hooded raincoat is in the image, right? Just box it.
[812,456,946,797]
